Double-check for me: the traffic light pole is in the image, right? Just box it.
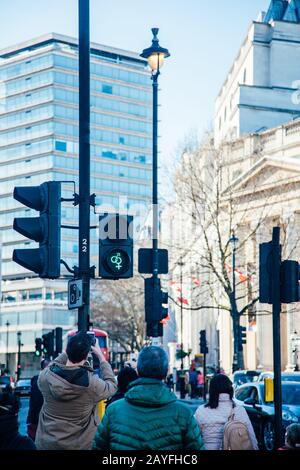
[78,0,91,332]
[17,332,22,381]
[150,67,160,339]
[271,227,283,449]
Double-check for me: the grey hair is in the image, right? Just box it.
[286,424,300,447]
[137,346,168,379]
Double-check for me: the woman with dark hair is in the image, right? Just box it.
[194,374,258,450]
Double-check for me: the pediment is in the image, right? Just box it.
[226,157,300,195]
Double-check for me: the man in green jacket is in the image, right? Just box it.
[92,346,205,451]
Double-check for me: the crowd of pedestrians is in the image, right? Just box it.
[1,331,300,451]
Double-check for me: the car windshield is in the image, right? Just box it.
[17,379,30,386]
[282,384,300,405]
[234,373,257,385]
[282,374,300,383]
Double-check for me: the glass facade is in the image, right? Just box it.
[0,38,152,279]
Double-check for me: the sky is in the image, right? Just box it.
[0,0,271,168]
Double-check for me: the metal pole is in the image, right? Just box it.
[271,227,283,449]
[203,350,207,402]
[232,240,239,372]
[17,332,21,381]
[180,260,184,370]
[151,71,160,339]
[6,321,9,369]
[78,0,91,332]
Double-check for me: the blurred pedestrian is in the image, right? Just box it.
[194,374,258,450]
[196,370,204,398]
[0,386,36,450]
[279,424,300,450]
[106,366,138,408]
[35,331,117,450]
[93,346,205,451]
[189,368,198,398]
[26,358,50,441]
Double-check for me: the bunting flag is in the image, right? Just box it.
[177,296,189,305]
[160,315,171,325]
[192,277,201,286]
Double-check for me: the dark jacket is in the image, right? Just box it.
[0,415,36,450]
[27,375,43,425]
[92,378,205,451]
[35,352,117,450]
[105,391,125,408]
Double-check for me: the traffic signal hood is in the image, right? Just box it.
[259,243,300,304]
[99,214,133,279]
[12,181,61,279]
[35,338,43,357]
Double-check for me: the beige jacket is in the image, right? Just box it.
[35,352,117,450]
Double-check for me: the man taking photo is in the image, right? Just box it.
[35,331,117,450]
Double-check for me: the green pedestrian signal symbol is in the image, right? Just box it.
[106,248,130,276]
[110,252,123,270]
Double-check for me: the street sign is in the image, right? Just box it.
[138,248,168,274]
[68,279,83,309]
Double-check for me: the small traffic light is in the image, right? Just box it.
[12,181,61,279]
[200,330,208,354]
[259,242,273,304]
[35,338,43,357]
[280,260,300,303]
[42,331,54,359]
[99,213,133,279]
[55,327,63,356]
[238,325,247,351]
[145,277,168,337]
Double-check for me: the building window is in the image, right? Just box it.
[219,117,222,130]
[224,107,227,121]
[55,140,67,152]
[243,69,247,84]
[102,84,113,94]
[119,136,125,145]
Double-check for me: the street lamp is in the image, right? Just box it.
[229,231,240,373]
[140,29,170,340]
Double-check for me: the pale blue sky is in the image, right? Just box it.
[0,0,270,165]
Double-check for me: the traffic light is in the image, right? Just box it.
[99,213,133,279]
[238,325,247,351]
[12,181,61,279]
[55,327,63,356]
[200,330,208,354]
[145,277,168,337]
[42,331,54,359]
[259,242,300,304]
[35,338,43,357]
[280,260,300,303]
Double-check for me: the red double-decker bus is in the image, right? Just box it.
[66,328,109,361]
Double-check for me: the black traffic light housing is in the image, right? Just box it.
[13,181,61,278]
[259,242,300,304]
[35,338,43,357]
[238,325,247,351]
[145,277,168,337]
[42,331,55,359]
[99,213,133,279]
[200,330,208,354]
[55,327,63,356]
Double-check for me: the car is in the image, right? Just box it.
[257,371,300,383]
[234,381,300,450]
[231,370,261,389]
[14,378,31,397]
[0,375,14,391]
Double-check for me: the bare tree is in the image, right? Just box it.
[91,277,145,353]
[165,135,300,369]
